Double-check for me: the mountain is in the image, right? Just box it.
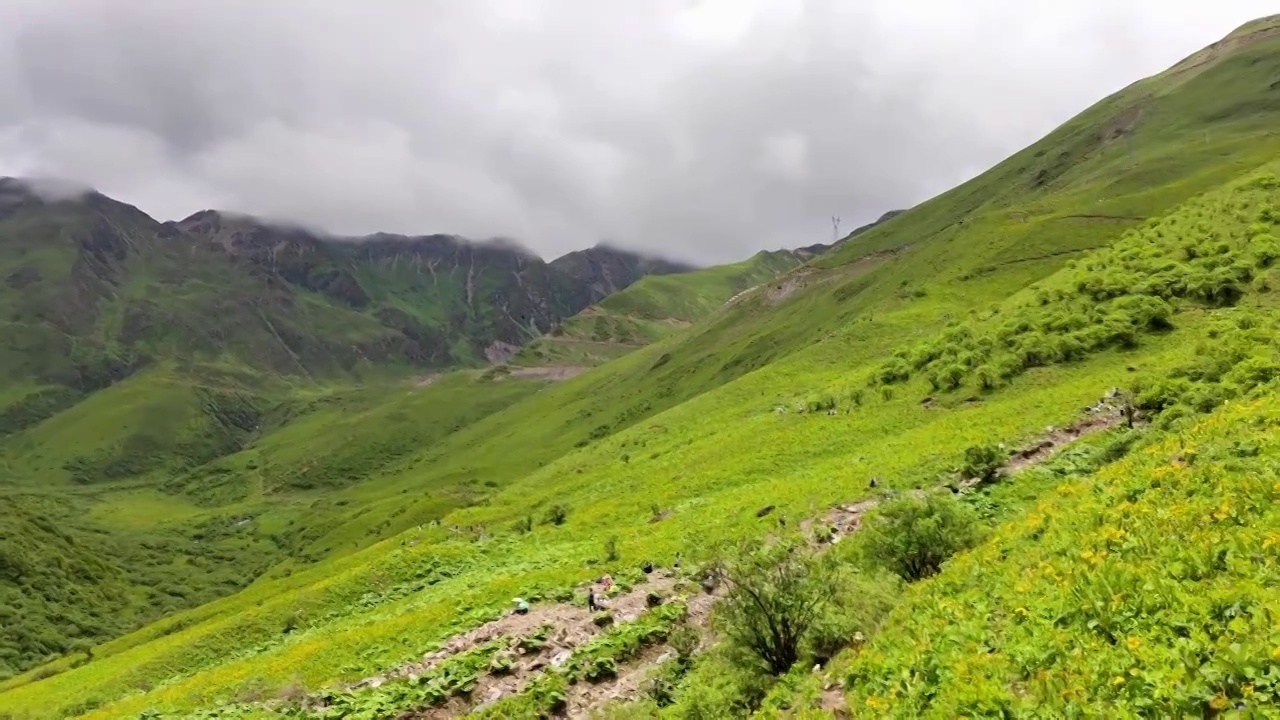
[0,185,692,387]
[515,248,806,366]
[549,243,696,301]
[5,15,1280,718]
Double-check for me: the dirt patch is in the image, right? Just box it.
[358,578,677,691]
[412,374,439,388]
[352,575,696,719]
[564,587,721,719]
[1002,410,1122,475]
[764,247,904,306]
[564,644,671,718]
[1101,105,1144,144]
[1159,20,1280,87]
[485,341,521,365]
[505,366,589,382]
[819,682,850,719]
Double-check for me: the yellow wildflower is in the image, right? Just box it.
[1126,637,1141,650]
[1209,695,1230,711]
[1264,532,1280,550]
[1111,675,1125,686]
[1272,646,1280,659]
[1244,684,1255,697]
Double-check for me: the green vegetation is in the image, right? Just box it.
[846,398,1280,716]
[513,249,803,367]
[861,494,982,582]
[311,641,501,718]
[715,537,833,675]
[4,15,1280,720]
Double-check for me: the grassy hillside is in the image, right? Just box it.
[4,15,1280,720]
[844,396,1280,717]
[0,169,695,678]
[0,370,551,680]
[513,250,804,367]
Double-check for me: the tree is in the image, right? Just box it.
[715,536,830,675]
[862,493,980,582]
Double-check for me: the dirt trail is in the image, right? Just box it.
[1002,410,1121,474]
[504,366,589,382]
[565,406,1124,718]
[562,590,720,719]
[764,247,905,305]
[810,405,1124,539]
[356,577,679,692]
[327,397,1128,718]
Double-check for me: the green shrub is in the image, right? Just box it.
[544,504,568,526]
[961,443,1004,482]
[801,571,899,666]
[861,494,981,582]
[716,537,831,675]
[668,623,700,663]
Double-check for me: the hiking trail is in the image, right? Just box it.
[297,397,1128,718]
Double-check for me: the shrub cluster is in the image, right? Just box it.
[873,176,1279,393]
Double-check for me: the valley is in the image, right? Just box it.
[2,13,1280,720]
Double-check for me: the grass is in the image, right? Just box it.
[513,250,802,367]
[4,16,1280,719]
[845,396,1280,717]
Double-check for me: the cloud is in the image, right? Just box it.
[0,0,1274,263]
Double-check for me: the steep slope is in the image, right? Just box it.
[0,186,692,390]
[175,212,692,366]
[514,249,804,366]
[0,369,550,680]
[548,243,696,302]
[0,187,699,679]
[5,16,1280,719]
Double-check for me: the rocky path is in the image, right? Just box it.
[355,577,682,692]
[309,399,1129,718]
[812,405,1125,541]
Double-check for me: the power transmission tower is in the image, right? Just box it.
[832,216,841,242]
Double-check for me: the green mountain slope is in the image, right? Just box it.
[4,15,1280,719]
[0,184,698,678]
[0,184,692,392]
[514,249,806,366]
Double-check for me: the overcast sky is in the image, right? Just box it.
[0,1,1274,263]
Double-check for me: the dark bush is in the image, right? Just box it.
[544,504,568,526]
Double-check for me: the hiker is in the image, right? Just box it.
[602,574,614,592]
[513,597,529,615]
[674,552,681,571]
[588,588,599,612]
[642,561,653,574]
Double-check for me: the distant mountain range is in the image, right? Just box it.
[0,177,697,387]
